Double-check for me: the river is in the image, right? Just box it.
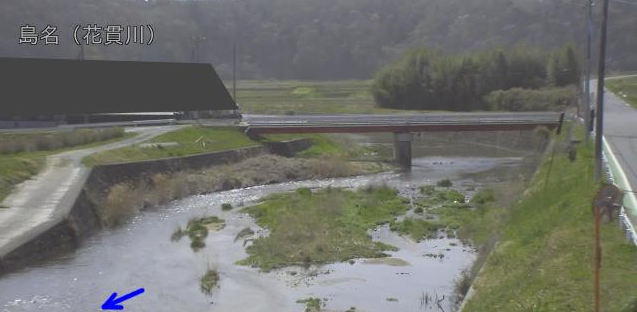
[0,133,542,312]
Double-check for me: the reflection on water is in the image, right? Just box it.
[0,139,539,312]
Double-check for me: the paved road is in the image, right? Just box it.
[602,75,637,219]
[0,125,182,258]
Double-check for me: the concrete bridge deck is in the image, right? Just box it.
[242,112,563,134]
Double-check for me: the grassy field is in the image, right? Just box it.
[0,128,125,155]
[231,80,421,114]
[262,133,350,158]
[607,76,637,109]
[238,186,409,271]
[85,125,364,166]
[0,131,134,204]
[84,126,261,166]
[461,126,637,312]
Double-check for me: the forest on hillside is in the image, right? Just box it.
[1,0,635,80]
[372,44,580,111]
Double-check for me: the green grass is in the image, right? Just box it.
[607,76,637,109]
[263,133,348,158]
[391,186,474,242]
[0,131,135,204]
[84,126,261,166]
[296,297,324,312]
[238,186,408,271]
[0,154,45,205]
[461,126,637,312]
[230,80,424,114]
[390,218,447,241]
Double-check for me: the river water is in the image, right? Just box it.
[0,134,541,312]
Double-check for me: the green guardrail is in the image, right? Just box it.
[603,137,637,245]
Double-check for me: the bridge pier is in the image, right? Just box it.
[393,132,413,169]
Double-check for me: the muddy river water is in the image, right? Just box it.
[0,134,541,312]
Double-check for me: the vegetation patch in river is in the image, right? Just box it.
[199,268,220,296]
[419,187,466,206]
[238,185,408,271]
[390,218,447,242]
[391,186,498,244]
[171,216,225,251]
[296,297,325,312]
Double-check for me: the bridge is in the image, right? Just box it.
[243,112,564,168]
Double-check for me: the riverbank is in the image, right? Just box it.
[0,154,540,312]
[93,154,392,227]
[460,125,637,311]
[82,126,260,166]
[0,131,392,275]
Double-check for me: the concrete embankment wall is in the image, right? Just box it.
[0,139,311,274]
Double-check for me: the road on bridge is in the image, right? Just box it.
[242,112,562,134]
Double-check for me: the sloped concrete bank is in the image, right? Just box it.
[0,140,311,274]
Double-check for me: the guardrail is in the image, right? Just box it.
[60,119,176,129]
[602,137,637,246]
[244,112,562,128]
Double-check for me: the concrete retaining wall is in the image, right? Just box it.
[0,139,311,274]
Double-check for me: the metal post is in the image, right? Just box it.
[192,36,205,63]
[594,0,610,181]
[194,38,199,63]
[584,0,593,146]
[594,203,602,312]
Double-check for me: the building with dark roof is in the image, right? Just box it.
[0,57,237,127]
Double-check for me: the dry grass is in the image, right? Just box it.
[91,155,392,226]
[0,128,125,155]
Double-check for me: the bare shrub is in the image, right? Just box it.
[453,269,472,303]
[35,136,62,151]
[100,183,142,226]
[94,154,382,226]
[308,157,352,177]
[151,173,176,203]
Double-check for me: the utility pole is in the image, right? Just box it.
[233,40,237,101]
[593,0,610,309]
[192,36,206,63]
[594,0,610,182]
[584,0,594,146]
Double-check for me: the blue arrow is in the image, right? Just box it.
[101,288,145,310]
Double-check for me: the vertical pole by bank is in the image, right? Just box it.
[594,203,602,312]
[233,40,237,101]
[594,0,610,182]
[584,0,593,146]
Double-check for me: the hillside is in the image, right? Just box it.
[1,0,635,79]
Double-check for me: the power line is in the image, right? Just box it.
[611,0,637,5]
